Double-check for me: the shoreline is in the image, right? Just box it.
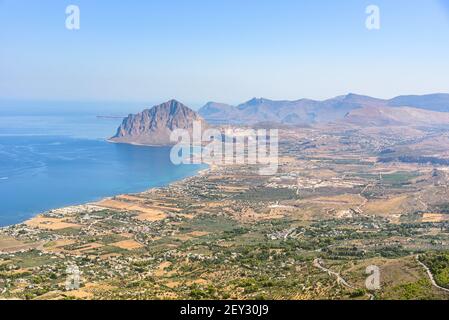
[107,139,175,148]
[2,163,211,230]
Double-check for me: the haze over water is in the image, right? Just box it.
[0,101,206,227]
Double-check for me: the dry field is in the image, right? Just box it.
[422,213,449,223]
[0,236,41,253]
[96,199,167,221]
[111,239,143,250]
[25,216,81,230]
[364,195,410,217]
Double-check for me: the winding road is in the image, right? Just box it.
[313,258,356,289]
[313,258,375,300]
[416,255,449,293]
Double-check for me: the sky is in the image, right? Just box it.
[1,0,449,108]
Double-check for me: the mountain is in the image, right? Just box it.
[235,98,317,124]
[198,93,449,125]
[344,105,449,126]
[387,93,449,112]
[198,102,237,124]
[110,100,207,146]
[198,94,387,125]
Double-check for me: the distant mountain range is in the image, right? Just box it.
[110,100,206,146]
[345,105,449,127]
[109,94,449,146]
[198,93,449,125]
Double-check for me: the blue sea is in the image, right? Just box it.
[0,101,206,227]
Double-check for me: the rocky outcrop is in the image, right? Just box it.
[110,100,207,146]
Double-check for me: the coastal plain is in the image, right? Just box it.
[2,124,449,300]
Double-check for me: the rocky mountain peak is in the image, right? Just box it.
[110,100,206,146]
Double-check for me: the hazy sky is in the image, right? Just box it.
[1,0,449,106]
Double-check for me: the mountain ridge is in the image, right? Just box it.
[199,93,449,125]
[109,93,449,147]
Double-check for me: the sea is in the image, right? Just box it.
[0,100,206,227]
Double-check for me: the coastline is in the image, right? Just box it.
[107,139,174,148]
[2,163,211,230]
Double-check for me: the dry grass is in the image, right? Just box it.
[343,256,422,290]
[25,216,81,230]
[111,239,143,250]
[67,242,103,255]
[0,236,24,250]
[153,261,174,277]
[311,169,337,178]
[65,282,115,300]
[43,239,76,253]
[237,207,286,222]
[135,210,167,222]
[0,236,41,253]
[364,195,409,216]
[309,194,365,206]
[99,253,122,260]
[174,231,209,241]
[422,213,449,223]
[96,199,167,221]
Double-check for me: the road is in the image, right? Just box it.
[313,258,376,299]
[313,258,356,289]
[416,255,449,293]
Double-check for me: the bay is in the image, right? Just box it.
[0,104,205,226]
